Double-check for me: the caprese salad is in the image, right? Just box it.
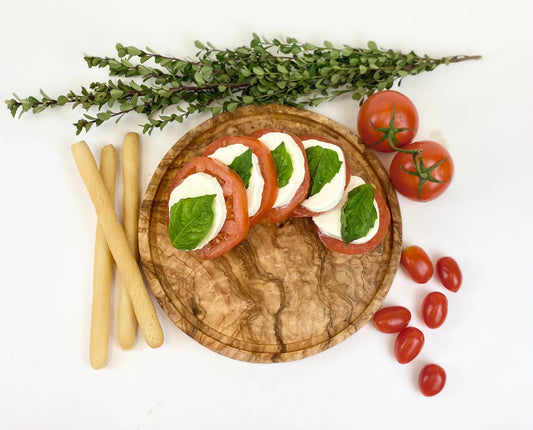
[167,130,390,259]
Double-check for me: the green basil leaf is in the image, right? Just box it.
[305,146,343,197]
[227,148,253,189]
[168,194,216,251]
[340,184,377,245]
[271,141,293,188]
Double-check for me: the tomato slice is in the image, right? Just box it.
[290,135,351,218]
[202,135,278,227]
[249,129,310,223]
[169,156,249,260]
[315,186,391,255]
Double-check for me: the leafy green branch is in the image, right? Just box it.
[5,34,481,134]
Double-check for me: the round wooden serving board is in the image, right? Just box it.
[138,104,402,363]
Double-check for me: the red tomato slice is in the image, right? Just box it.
[202,135,278,227]
[249,129,310,223]
[315,186,391,255]
[290,135,351,218]
[169,156,249,260]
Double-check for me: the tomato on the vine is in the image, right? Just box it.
[390,140,454,201]
[394,326,424,364]
[373,306,411,333]
[400,245,433,283]
[419,364,446,396]
[436,256,462,292]
[422,292,448,329]
[357,90,419,153]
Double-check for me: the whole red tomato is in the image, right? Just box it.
[394,327,424,364]
[436,257,462,292]
[422,292,448,329]
[373,306,411,333]
[389,140,454,201]
[400,245,433,283]
[419,364,446,396]
[357,90,419,152]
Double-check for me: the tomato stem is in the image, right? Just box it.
[371,103,450,199]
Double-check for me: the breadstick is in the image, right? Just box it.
[72,141,164,348]
[118,132,140,350]
[89,145,116,369]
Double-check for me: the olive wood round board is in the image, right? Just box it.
[138,104,402,363]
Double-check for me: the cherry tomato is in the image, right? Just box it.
[422,292,448,329]
[394,326,424,364]
[169,156,249,260]
[315,186,391,255]
[436,256,462,292]
[373,306,411,333]
[357,90,419,153]
[389,140,454,202]
[249,129,310,223]
[419,364,446,396]
[400,245,433,283]
[203,135,278,227]
[290,135,351,218]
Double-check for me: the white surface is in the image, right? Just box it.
[1,0,532,429]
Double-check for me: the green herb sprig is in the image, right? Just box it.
[5,35,481,135]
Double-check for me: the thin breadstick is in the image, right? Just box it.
[119,132,140,350]
[89,145,116,369]
[72,141,164,348]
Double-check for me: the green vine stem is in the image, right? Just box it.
[5,35,481,134]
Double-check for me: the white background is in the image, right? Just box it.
[1,0,532,429]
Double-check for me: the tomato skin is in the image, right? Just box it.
[394,327,425,364]
[249,129,310,223]
[400,245,433,283]
[357,90,419,152]
[315,186,391,255]
[389,140,454,202]
[373,306,411,333]
[422,292,448,329]
[202,135,278,227]
[436,257,462,292]
[290,135,351,218]
[419,364,446,396]
[169,156,249,260]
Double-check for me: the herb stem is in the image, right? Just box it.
[5,35,482,134]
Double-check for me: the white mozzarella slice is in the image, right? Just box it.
[312,176,380,244]
[207,143,264,217]
[256,132,306,209]
[300,139,346,213]
[168,172,227,250]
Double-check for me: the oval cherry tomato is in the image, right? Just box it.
[290,135,351,218]
[400,245,433,283]
[249,129,310,223]
[373,306,411,333]
[419,364,446,396]
[169,156,249,260]
[394,326,424,364]
[436,256,462,292]
[389,140,454,202]
[422,292,448,329]
[357,90,419,153]
[202,135,278,227]
[315,186,391,255]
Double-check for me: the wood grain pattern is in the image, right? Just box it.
[138,105,402,363]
